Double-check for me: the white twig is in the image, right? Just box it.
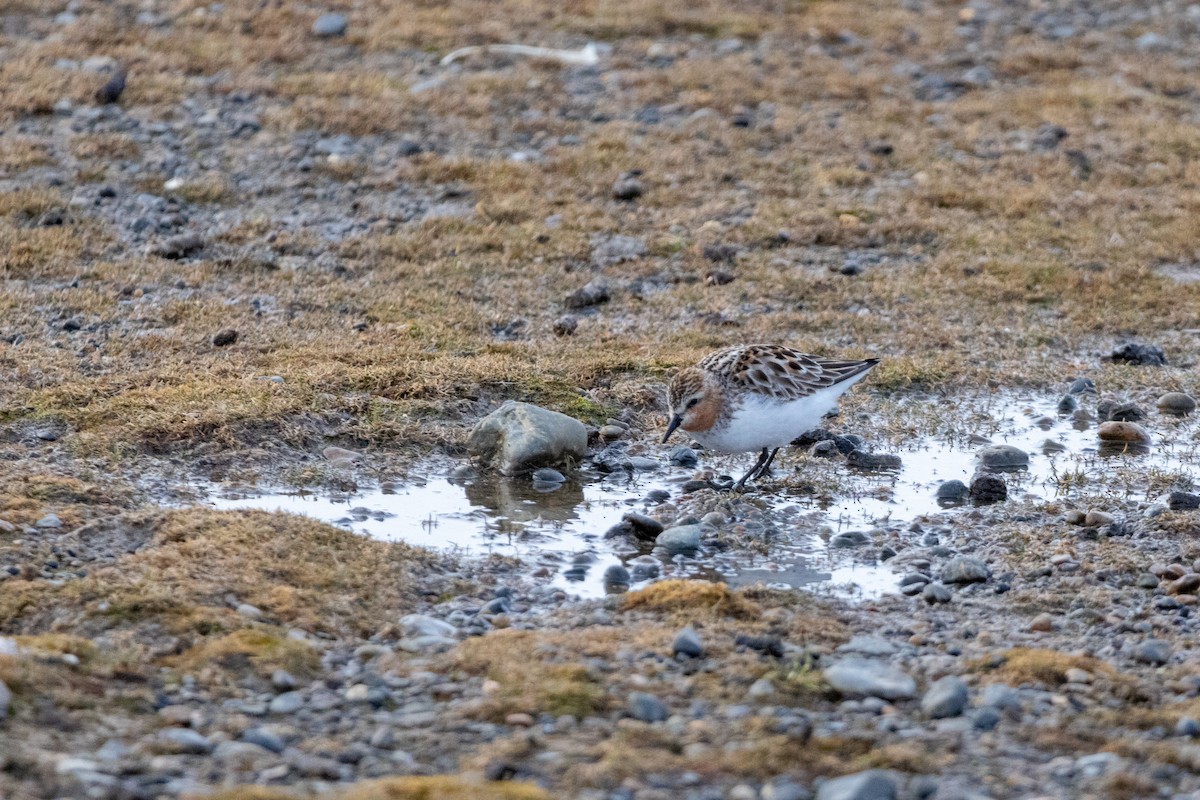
[440,42,600,67]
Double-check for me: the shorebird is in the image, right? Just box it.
[663,344,879,490]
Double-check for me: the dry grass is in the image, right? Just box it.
[0,509,434,639]
[453,629,609,719]
[970,648,1144,702]
[620,580,760,617]
[170,628,319,681]
[202,776,551,800]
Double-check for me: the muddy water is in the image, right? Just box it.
[209,393,1199,600]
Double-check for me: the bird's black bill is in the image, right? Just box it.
[662,414,683,443]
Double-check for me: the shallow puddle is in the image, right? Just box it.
[208,392,1200,600]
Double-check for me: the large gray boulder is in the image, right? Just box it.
[468,401,588,476]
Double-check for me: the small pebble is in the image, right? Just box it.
[312,12,347,37]
[212,328,239,347]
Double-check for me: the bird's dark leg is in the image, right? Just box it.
[754,447,781,479]
[734,448,772,491]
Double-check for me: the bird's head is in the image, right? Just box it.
[663,368,721,443]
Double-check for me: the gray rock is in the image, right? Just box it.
[941,557,990,584]
[0,679,9,718]
[656,524,702,555]
[936,480,969,504]
[214,741,275,765]
[398,634,457,653]
[922,582,951,604]
[972,707,1001,730]
[1135,639,1171,665]
[564,278,612,309]
[271,669,297,690]
[627,691,669,722]
[158,728,214,754]
[147,233,204,259]
[1068,377,1095,394]
[35,514,62,529]
[468,401,588,476]
[1110,342,1166,366]
[830,530,871,548]
[816,769,897,800]
[612,178,645,201]
[268,691,304,714]
[235,603,262,619]
[312,12,347,37]
[980,683,1020,711]
[623,512,664,539]
[921,676,969,718]
[763,778,813,800]
[839,636,898,657]
[847,450,902,471]
[603,565,631,588]
[552,314,578,336]
[1158,392,1196,415]
[1168,491,1200,511]
[590,233,647,265]
[531,467,567,485]
[242,727,286,753]
[1176,717,1200,737]
[399,614,456,638]
[1096,399,1146,422]
[1136,31,1169,51]
[673,626,704,659]
[977,444,1029,469]
[823,658,916,700]
[628,456,660,471]
[969,473,1007,504]
[668,445,699,467]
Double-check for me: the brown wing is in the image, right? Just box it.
[700,344,879,401]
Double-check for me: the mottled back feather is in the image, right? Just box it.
[697,344,878,401]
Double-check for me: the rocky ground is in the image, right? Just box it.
[4,0,1200,797]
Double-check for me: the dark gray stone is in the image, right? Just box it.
[1134,639,1171,665]
[831,530,871,548]
[922,582,951,604]
[921,676,969,718]
[969,473,1007,505]
[564,278,611,309]
[603,565,631,587]
[673,626,704,659]
[656,524,702,555]
[668,445,699,467]
[977,444,1029,469]
[941,557,990,584]
[936,480,969,504]
[627,692,669,722]
[846,450,902,471]
[1169,491,1200,511]
[1110,342,1166,366]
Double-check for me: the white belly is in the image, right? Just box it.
[691,376,868,453]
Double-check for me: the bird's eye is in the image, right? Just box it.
[686,398,699,409]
